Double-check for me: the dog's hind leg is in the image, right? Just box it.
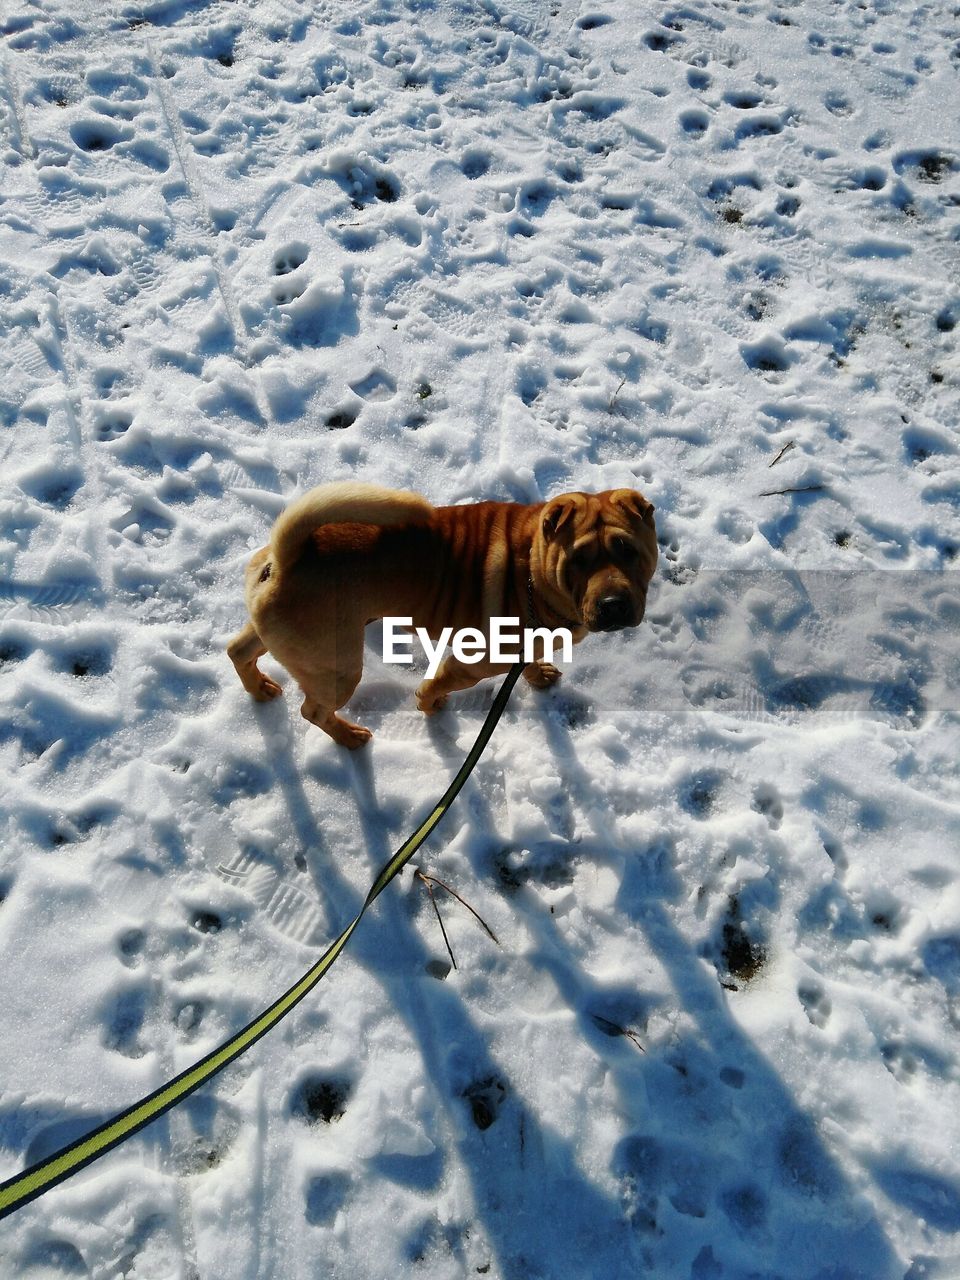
[416,654,493,715]
[298,666,372,749]
[228,622,284,701]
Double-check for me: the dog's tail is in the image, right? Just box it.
[270,482,433,571]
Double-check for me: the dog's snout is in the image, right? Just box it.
[596,594,633,631]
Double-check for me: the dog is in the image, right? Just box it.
[228,482,657,747]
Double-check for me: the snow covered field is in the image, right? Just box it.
[1,0,958,1274]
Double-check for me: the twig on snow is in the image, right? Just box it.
[416,869,458,971]
[758,484,824,497]
[591,1013,646,1053]
[417,869,500,946]
[768,440,795,467]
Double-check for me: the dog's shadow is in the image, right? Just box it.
[255,683,900,1277]
[522,690,900,1275]
[254,700,634,1276]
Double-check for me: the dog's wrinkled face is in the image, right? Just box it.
[537,489,658,632]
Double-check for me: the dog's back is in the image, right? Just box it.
[269,482,433,573]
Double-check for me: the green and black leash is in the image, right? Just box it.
[0,663,524,1223]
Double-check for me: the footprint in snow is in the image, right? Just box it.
[101,984,150,1058]
[18,1239,90,1277]
[168,1094,242,1175]
[174,1000,205,1039]
[752,783,783,829]
[70,117,129,154]
[350,369,397,401]
[462,1076,508,1131]
[291,1073,352,1125]
[515,363,546,405]
[117,927,147,967]
[305,1172,352,1226]
[112,502,174,545]
[718,1182,768,1235]
[679,109,709,137]
[95,409,132,441]
[86,69,149,102]
[273,243,308,275]
[460,149,491,178]
[18,467,83,509]
[31,73,82,107]
[680,772,727,819]
[798,983,832,1029]
[880,1041,920,1083]
[0,636,32,668]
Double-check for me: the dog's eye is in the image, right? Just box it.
[612,538,637,561]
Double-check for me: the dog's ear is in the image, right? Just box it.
[542,495,578,539]
[614,489,655,528]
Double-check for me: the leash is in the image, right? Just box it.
[0,662,524,1222]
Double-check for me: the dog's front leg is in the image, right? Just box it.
[523,660,562,690]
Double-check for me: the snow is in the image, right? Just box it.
[0,0,958,1275]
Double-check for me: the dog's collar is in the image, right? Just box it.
[526,575,538,626]
[526,575,579,632]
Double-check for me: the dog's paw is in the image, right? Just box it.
[524,662,562,690]
[251,674,283,701]
[416,682,448,715]
[331,717,373,749]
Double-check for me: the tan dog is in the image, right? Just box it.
[228,482,657,747]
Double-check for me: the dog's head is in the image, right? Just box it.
[535,489,658,632]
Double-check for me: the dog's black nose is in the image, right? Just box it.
[596,594,633,630]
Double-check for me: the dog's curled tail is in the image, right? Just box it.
[270,482,433,571]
